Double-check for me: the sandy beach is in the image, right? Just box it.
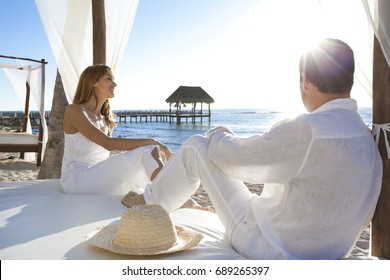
[0,151,371,258]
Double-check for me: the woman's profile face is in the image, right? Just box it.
[94,72,117,100]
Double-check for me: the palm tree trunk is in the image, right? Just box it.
[37,70,68,179]
[37,1,106,179]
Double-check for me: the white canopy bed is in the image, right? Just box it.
[1,0,389,261]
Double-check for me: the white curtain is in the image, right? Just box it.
[362,0,390,69]
[2,66,32,132]
[2,61,48,162]
[34,0,139,103]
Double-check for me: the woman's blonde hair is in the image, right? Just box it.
[73,64,116,128]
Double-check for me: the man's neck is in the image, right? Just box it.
[309,90,350,112]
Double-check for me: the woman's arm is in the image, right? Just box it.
[63,104,171,158]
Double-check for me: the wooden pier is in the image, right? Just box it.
[0,111,49,128]
[114,110,211,124]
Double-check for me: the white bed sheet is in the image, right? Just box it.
[0,179,245,260]
[0,132,38,145]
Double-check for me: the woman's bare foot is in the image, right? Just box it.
[180,198,216,213]
[121,191,215,213]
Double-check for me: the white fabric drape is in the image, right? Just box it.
[372,123,390,158]
[362,0,390,69]
[34,0,139,103]
[2,61,48,162]
[2,66,32,133]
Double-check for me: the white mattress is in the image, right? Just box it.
[0,179,381,261]
[0,179,245,260]
[0,132,38,145]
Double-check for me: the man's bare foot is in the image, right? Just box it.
[121,191,145,208]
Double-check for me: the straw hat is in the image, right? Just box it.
[86,204,203,255]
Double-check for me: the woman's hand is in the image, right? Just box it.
[155,141,173,163]
[150,142,172,180]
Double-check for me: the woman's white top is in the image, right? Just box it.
[60,112,158,195]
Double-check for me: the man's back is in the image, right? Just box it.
[254,99,382,259]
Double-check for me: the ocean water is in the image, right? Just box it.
[112,108,373,152]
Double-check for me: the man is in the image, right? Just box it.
[128,38,383,259]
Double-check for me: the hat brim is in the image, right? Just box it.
[86,225,203,256]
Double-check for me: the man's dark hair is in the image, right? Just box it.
[299,38,355,93]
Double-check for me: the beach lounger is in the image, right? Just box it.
[0,130,43,166]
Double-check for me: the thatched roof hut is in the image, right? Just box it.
[165,86,214,124]
[165,86,214,104]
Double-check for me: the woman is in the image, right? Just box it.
[60,64,172,195]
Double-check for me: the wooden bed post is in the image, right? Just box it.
[20,81,31,160]
[22,81,30,133]
[92,0,106,65]
[371,35,390,259]
[36,58,46,166]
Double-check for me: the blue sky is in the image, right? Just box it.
[0,0,54,111]
[0,0,373,112]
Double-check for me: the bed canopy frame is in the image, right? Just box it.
[0,55,47,166]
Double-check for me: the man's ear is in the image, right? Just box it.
[301,72,309,90]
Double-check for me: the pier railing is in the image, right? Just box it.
[0,109,211,128]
